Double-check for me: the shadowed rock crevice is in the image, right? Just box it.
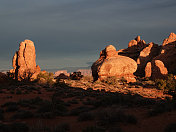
[144,33,176,80]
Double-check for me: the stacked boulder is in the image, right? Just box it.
[10,40,41,81]
[145,33,176,80]
[91,45,137,83]
[136,42,161,76]
[118,36,147,61]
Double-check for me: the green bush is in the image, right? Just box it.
[103,76,119,85]
[155,74,176,93]
[37,72,55,86]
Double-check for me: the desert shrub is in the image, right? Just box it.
[70,71,83,80]
[70,106,93,116]
[16,89,22,94]
[68,99,79,104]
[12,110,33,119]
[108,127,123,132]
[53,123,70,132]
[165,123,176,132]
[97,108,137,126]
[103,76,119,85]
[18,97,43,107]
[37,72,55,86]
[155,74,176,94]
[120,77,127,84]
[2,102,19,112]
[55,79,68,88]
[155,79,167,90]
[0,122,29,132]
[37,101,53,113]
[78,112,94,121]
[148,100,176,116]
[0,109,4,120]
[81,76,93,82]
[30,120,51,132]
[82,126,105,132]
[35,112,54,119]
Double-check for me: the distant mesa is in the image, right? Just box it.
[54,70,69,78]
[10,39,41,81]
[76,69,92,76]
[54,69,92,79]
[91,45,137,83]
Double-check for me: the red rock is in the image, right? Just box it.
[128,40,138,47]
[119,36,147,61]
[162,32,176,46]
[54,70,69,77]
[77,69,92,76]
[10,40,40,81]
[152,60,168,79]
[135,36,141,43]
[91,45,137,83]
[136,42,160,76]
[145,62,152,78]
[144,33,176,80]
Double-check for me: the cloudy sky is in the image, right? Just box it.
[0,0,176,70]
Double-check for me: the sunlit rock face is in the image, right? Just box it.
[10,40,40,81]
[145,33,176,80]
[91,45,137,83]
[118,36,147,61]
[136,42,160,76]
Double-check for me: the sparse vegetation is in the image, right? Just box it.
[155,74,176,97]
[165,123,176,132]
[103,76,119,85]
[37,72,55,86]
[0,122,29,132]
[78,112,94,121]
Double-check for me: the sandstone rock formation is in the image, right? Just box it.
[54,70,69,77]
[118,36,147,61]
[144,33,176,80]
[162,32,176,46]
[136,42,160,76]
[77,69,92,76]
[91,45,137,83]
[10,40,40,81]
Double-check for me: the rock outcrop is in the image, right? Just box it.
[136,42,161,76]
[118,36,147,61]
[10,40,40,81]
[162,32,176,46]
[91,45,137,83]
[144,33,176,80]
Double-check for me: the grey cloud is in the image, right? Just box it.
[0,0,175,69]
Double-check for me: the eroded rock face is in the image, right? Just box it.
[11,40,40,81]
[136,42,161,76]
[91,45,137,83]
[118,36,147,61]
[162,32,176,46]
[145,33,176,80]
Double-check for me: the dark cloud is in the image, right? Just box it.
[0,0,176,69]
